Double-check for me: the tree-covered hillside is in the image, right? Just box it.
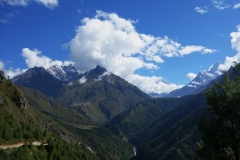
[0,70,134,160]
[105,96,193,138]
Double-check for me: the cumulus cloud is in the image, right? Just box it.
[233,3,240,9]
[21,48,73,69]
[212,0,230,10]
[186,72,197,81]
[0,0,58,8]
[4,68,26,79]
[194,6,209,14]
[218,25,240,71]
[68,11,214,73]
[127,74,184,94]
[65,11,215,93]
[0,59,26,78]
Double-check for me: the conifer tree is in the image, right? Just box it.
[197,64,240,160]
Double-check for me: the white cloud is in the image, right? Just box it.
[179,45,215,56]
[66,11,214,94]
[127,74,184,94]
[218,25,240,71]
[231,25,240,52]
[21,48,74,69]
[0,60,4,70]
[202,48,216,54]
[186,72,197,81]
[34,0,58,9]
[0,60,25,78]
[0,0,29,6]
[212,0,230,10]
[0,0,58,8]
[233,3,240,9]
[194,6,209,14]
[4,68,27,79]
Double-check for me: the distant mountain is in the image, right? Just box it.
[166,62,222,97]
[13,66,66,97]
[12,65,111,97]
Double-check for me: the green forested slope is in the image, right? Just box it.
[133,107,207,160]
[0,73,96,160]
[105,97,192,138]
[130,93,206,147]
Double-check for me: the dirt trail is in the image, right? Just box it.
[0,141,46,149]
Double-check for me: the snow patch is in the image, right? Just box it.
[79,76,87,84]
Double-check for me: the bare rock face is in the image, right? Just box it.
[0,70,6,84]
[17,97,28,109]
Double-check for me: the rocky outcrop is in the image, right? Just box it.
[44,123,77,143]
[17,97,28,109]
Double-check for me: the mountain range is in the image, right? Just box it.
[13,65,151,125]
[1,61,234,159]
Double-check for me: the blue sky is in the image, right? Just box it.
[1,0,240,94]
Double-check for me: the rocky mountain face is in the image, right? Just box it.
[166,62,222,97]
[47,64,79,81]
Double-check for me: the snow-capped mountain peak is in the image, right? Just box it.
[188,62,222,88]
[47,64,79,82]
[166,62,222,97]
